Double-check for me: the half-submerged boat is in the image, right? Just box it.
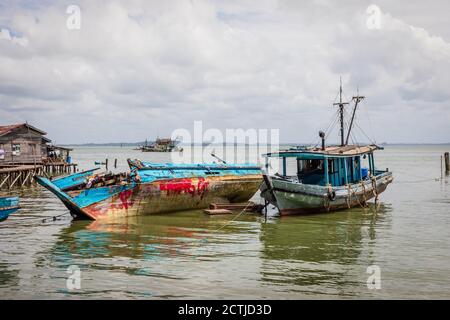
[260,83,393,215]
[0,196,19,222]
[35,159,262,220]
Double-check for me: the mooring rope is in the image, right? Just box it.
[213,201,254,233]
[346,184,352,208]
[360,181,368,206]
[1,211,71,225]
[371,175,379,203]
[347,183,367,209]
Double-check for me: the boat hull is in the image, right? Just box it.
[37,175,262,220]
[0,196,19,221]
[261,172,393,215]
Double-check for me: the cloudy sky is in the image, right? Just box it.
[1,0,449,144]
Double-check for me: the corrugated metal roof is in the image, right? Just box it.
[266,144,381,158]
[0,123,48,137]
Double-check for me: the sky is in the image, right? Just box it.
[0,0,450,144]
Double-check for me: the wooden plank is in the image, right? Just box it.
[209,202,255,211]
[204,209,233,215]
[0,165,43,173]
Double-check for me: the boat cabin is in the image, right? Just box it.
[264,145,382,187]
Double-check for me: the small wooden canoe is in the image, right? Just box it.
[0,196,19,222]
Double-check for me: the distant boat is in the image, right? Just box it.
[0,196,19,222]
[35,159,262,220]
[260,82,393,215]
[139,137,182,152]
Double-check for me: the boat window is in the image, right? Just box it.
[297,159,324,175]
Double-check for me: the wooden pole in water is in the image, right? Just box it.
[114,159,117,169]
[445,152,450,173]
[105,158,108,171]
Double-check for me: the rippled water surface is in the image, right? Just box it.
[1,145,449,299]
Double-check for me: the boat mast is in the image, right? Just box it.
[345,88,365,145]
[333,77,349,146]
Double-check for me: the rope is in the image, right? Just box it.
[347,182,367,208]
[324,184,332,211]
[213,201,254,233]
[396,178,441,184]
[346,184,351,208]
[371,175,379,203]
[0,211,71,225]
[42,211,70,223]
[360,180,368,205]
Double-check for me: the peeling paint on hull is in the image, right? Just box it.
[261,172,393,215]
[81,175,261,220]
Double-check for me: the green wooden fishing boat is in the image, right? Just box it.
[260,82,393,215]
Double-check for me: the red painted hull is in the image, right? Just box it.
[79,175,262,220]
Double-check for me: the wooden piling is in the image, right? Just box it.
[114,159,117,169]
[445,152,450,173]
[0,162,78,190]
[105,158,109,170]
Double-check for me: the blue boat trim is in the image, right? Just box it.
[129,160,261,183]
[51,168,100,191]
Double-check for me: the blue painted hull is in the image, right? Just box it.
[0,196,20,221]
[35,161,262,220]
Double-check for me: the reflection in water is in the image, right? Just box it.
[41,203,392,298]
[259,204,392,296]
[0,263,20,288]
[45,211,265,298]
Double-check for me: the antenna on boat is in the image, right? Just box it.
[345,87,365,145]
[333,77,349,146]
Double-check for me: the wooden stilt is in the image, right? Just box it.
[9,172,22,189]
[445,152,450,173]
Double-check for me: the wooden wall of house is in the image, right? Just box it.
[0,127,47,164]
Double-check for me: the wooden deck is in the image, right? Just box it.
[0,163,78,190]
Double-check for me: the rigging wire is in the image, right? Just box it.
[311,108,340,147]
[342,107,375,144]
[354,121,376,144]
[363,104,377,143]
[325,113,340,143]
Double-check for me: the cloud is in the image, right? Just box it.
[0,27,29,46]
[0,0,449,143]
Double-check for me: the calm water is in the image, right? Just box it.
[1,145,449,299]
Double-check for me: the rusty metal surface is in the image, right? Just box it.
[81,174,262,220]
